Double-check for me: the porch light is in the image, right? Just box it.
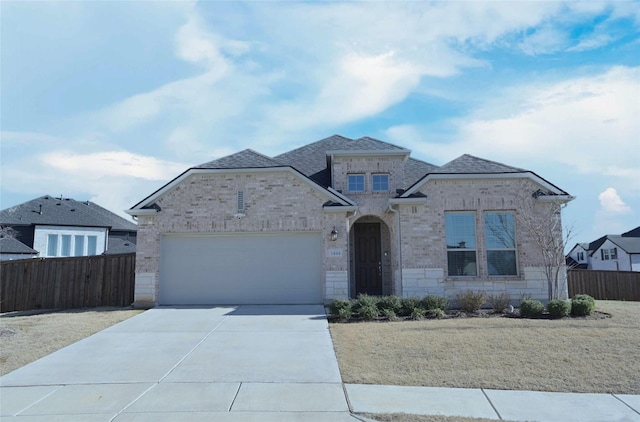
[330,227,338,241]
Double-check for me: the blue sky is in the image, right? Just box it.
[1,1,639,245]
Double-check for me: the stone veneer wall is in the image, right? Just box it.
[133,170,350,307]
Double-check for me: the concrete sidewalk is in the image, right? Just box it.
[1,305,639,421]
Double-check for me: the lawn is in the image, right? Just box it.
[329,300,640,394]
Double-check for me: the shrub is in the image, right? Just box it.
[455,290,486,313]
[421,295,449,311]
[400,297,422,316]
[571,294,595,316]
[487,293,511,313]
[520,299,544,318]
[381,308,397,321]
[410,307,426,320]
[425,308,445,319]
[378,295,403,313]
[329,299,352,319]
[355,293,379,310]
[358,304,380,320]
[547,299,571,318]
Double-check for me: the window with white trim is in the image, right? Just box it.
[577,251,584,261]
[372,174,389,192]
[47,234,59,256]
[60,235,72,257]
[348,174,365,192]
[601,248,617,260]
[445,212,477,276]
[74,235,85,256]
[484,212,517,276]
[87,236,98,255]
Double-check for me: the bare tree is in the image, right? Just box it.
[516,187,575,301]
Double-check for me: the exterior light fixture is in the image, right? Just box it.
[330,227,338,241]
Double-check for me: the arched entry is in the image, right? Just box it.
[350,216,392,297]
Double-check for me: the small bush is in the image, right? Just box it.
[571,294,596,316]
[520,299,544,317]
[355,293,379,310]
[378,295,403,313]
[547,299,571,318]
[487,293,511,313]
[421,295,449,311]
[425,308,445,319]
[410,307,426,320]
[400,297,422,316]
[358,304,380,320]
[455,290,486,313]
[381,308,397,321]
[337,307,353,320]
[329,299,352,318]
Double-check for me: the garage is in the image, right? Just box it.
[159,232,323,305]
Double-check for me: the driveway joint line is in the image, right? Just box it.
[481,388,503,420]
[108,382,159,422]
[611,393,640,416]
[157,315,230,383]
[12,384,63,416]
[228,382,243,412]
[342,383,354,414]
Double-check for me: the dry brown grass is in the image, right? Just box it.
[330,300,640,394]
[0,307,142,376]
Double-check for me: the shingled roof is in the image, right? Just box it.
[196,149,283,169]
[0,236,38,255]
[434,154,526,174]
[0,196,137,230]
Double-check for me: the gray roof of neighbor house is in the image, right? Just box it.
[622,226,640,237]
[0,196,137,231]
[104,238,137,255]
[603,235,640,254]
[0,236,38,254]
[434,154,527,174]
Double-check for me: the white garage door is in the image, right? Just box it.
[159,232,323,305]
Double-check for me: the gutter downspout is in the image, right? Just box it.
[387,203,402,297]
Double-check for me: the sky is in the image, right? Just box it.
[1,0,639,245]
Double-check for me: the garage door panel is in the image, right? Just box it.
[160,232,322,305]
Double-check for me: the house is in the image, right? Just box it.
[0,196,137,258]
[568,227,640,272]
[127,135,573,308]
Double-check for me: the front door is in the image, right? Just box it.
[354,223,382,296]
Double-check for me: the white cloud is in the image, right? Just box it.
[598,188,632,214]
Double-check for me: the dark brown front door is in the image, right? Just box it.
[354,223,382,296]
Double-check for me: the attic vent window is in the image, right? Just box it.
[237,191,245,212]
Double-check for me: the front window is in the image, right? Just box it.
[445,212,477,276]
[577,251,584,261]
[87,236,98,255]
[484,212,517,276]
[60,235,71,257]
[372,174,389,192]
[348,174,365,192]
[47,234,58,256]
[75,235,85,256]
[601,248,617,260]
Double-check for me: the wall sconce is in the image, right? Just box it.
[330,227,338,241]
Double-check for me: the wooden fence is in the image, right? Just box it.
[568,269,640,301]
[0,253,135,313]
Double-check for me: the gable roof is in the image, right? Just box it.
[622,226,640,237]
[196,149,283,169]
[434,154,527,174]
[594,235,640,255]
[0,236,38,255]
[1,196,137,231]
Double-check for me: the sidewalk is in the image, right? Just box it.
[346,384,640,422]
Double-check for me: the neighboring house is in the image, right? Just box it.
[566,226,640,272]
[1,196,137,258]
[127,135,573,308]
[0,235,39,261]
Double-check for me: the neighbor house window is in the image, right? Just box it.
[601,248,617,260]
[577,251,584,261]
[47,234,59,256]
[74,235,85,256]
[445,212,477,276]
[348,174,365,192]
[484,212,517,276]
[87,236,98,255]
[372,174,389,192]
[60,235,71,257]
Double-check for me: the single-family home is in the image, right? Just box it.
[0,195,137,258]
[127,135,574,308]
[568,227,640,272]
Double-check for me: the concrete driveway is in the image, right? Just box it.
[0,305,356,421]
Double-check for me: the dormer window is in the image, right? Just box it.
[372,174,389,192]
[348,174,365,192]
